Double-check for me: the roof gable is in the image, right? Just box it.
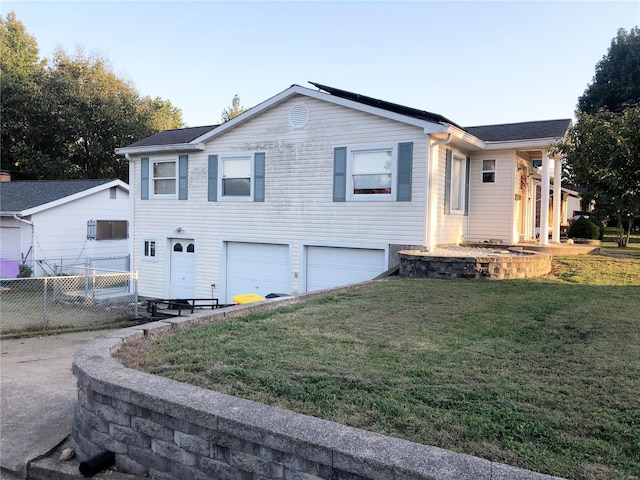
[0,179,128,215]
[126,125,219,148]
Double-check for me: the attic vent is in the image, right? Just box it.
[289,103,309,129]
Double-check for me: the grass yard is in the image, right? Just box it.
[118,252,640,480]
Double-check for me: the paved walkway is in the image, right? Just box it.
[1,330,111,478]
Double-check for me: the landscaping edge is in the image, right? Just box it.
[72,285,566,480]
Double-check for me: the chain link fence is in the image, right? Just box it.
[0,271,138,336]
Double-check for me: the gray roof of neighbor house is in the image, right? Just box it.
[464,119,572,142]
[126,125,219,148]
[0,179,117,213]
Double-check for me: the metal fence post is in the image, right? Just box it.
[43,277,48,330]
[133,271,139,318]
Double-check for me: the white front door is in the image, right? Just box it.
[169,239,195,299]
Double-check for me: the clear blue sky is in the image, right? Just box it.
[4,1,639,128]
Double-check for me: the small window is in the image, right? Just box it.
[347,145,396,200]
[143,240,156,258]
[173,243,183,252]
[219,155,253,199]
[93,220,128,240]
[450,154,467,212]
[186,243,195,253]
[152,160,177,196]
[109,187,117,199]
[482,159,496,183]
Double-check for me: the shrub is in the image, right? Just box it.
[568,217,600,239]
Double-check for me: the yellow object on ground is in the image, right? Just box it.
[233,293,265,304]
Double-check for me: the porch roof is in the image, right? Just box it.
[464,119,571,142]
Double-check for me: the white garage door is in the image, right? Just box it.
[0,227,21,261]
[306,246,386,292]
[225,242,290,303]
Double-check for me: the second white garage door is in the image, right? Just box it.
[306,246,386,292]
[225,242,290,303]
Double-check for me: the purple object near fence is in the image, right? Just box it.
[0,259,20,279]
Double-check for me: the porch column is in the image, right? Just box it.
[552,157,562,243]
[540,152,551,245]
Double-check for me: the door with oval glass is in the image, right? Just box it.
[169,239,195,299]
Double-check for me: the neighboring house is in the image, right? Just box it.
[115,82,570,302]
[0,178,130,277]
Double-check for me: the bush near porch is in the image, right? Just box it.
[119,247,640,480]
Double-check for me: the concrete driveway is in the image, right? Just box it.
[0,330,111,478]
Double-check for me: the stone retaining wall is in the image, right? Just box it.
[399,249,552,280]
[72,294,564,480]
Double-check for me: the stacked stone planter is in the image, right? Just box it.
[399,248,552,280]
[72,295,564,480]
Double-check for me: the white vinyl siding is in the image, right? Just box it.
[466,150,516,243]
[131,95,428,298]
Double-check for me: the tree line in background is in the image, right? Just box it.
[0,11,184,182]
[555,27,640,246]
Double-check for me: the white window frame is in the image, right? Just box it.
[346,144,397,201]
[450,153,467,214]
[218,153,254,201]
[143,239,157,260]
[482,159,496,183]
[150,159,178,199]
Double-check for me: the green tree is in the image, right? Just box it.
[555,107,640,246]
[0,11,51,179]
[221,94,247,122]
[578,27,640,114]
[1,11,184,182]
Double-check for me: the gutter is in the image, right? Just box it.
[115,142,205,156]
[13,213,35,268]
[426,134,452,251]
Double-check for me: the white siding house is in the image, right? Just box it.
[116,83,570,302]
[0,179,130,277]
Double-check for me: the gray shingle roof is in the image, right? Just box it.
[464,119,571,142]
[126,125,219,148]
[0,179,115,213]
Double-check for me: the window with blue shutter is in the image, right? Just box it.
[333,147,347,202]
[254,152,265,202]
[141,157,149,200]
[178,155,188,200]
[397,142,413,201]
[208,155,218,202]
[444,149,452,214]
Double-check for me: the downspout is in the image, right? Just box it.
[13,213,35,272]
[426,134,452,251]
[125,153,134,274]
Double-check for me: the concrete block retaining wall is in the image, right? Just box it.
[399,250,552,280]
[72,293,564,480]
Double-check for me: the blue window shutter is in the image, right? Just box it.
[254,152,265,202]
[208,155,218,202]
[178,155,188,200]
[444,149,452,214]
[87,220,96,240]
[333,147,347,202]
[464,156,470,216]
[397,142,413,201]
[141,157,149,200]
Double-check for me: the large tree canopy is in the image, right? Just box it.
[557,107,640,246]
[558,27,640,246]
[0,12,184,182]
[578,27,640,114]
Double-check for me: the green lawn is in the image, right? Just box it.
[119,254,640,480]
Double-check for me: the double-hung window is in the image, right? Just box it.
[221,155,252,198]
[445,149,469,215]
[152,160,177,197]
[348,145,396,200]
[482,159,496,183]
